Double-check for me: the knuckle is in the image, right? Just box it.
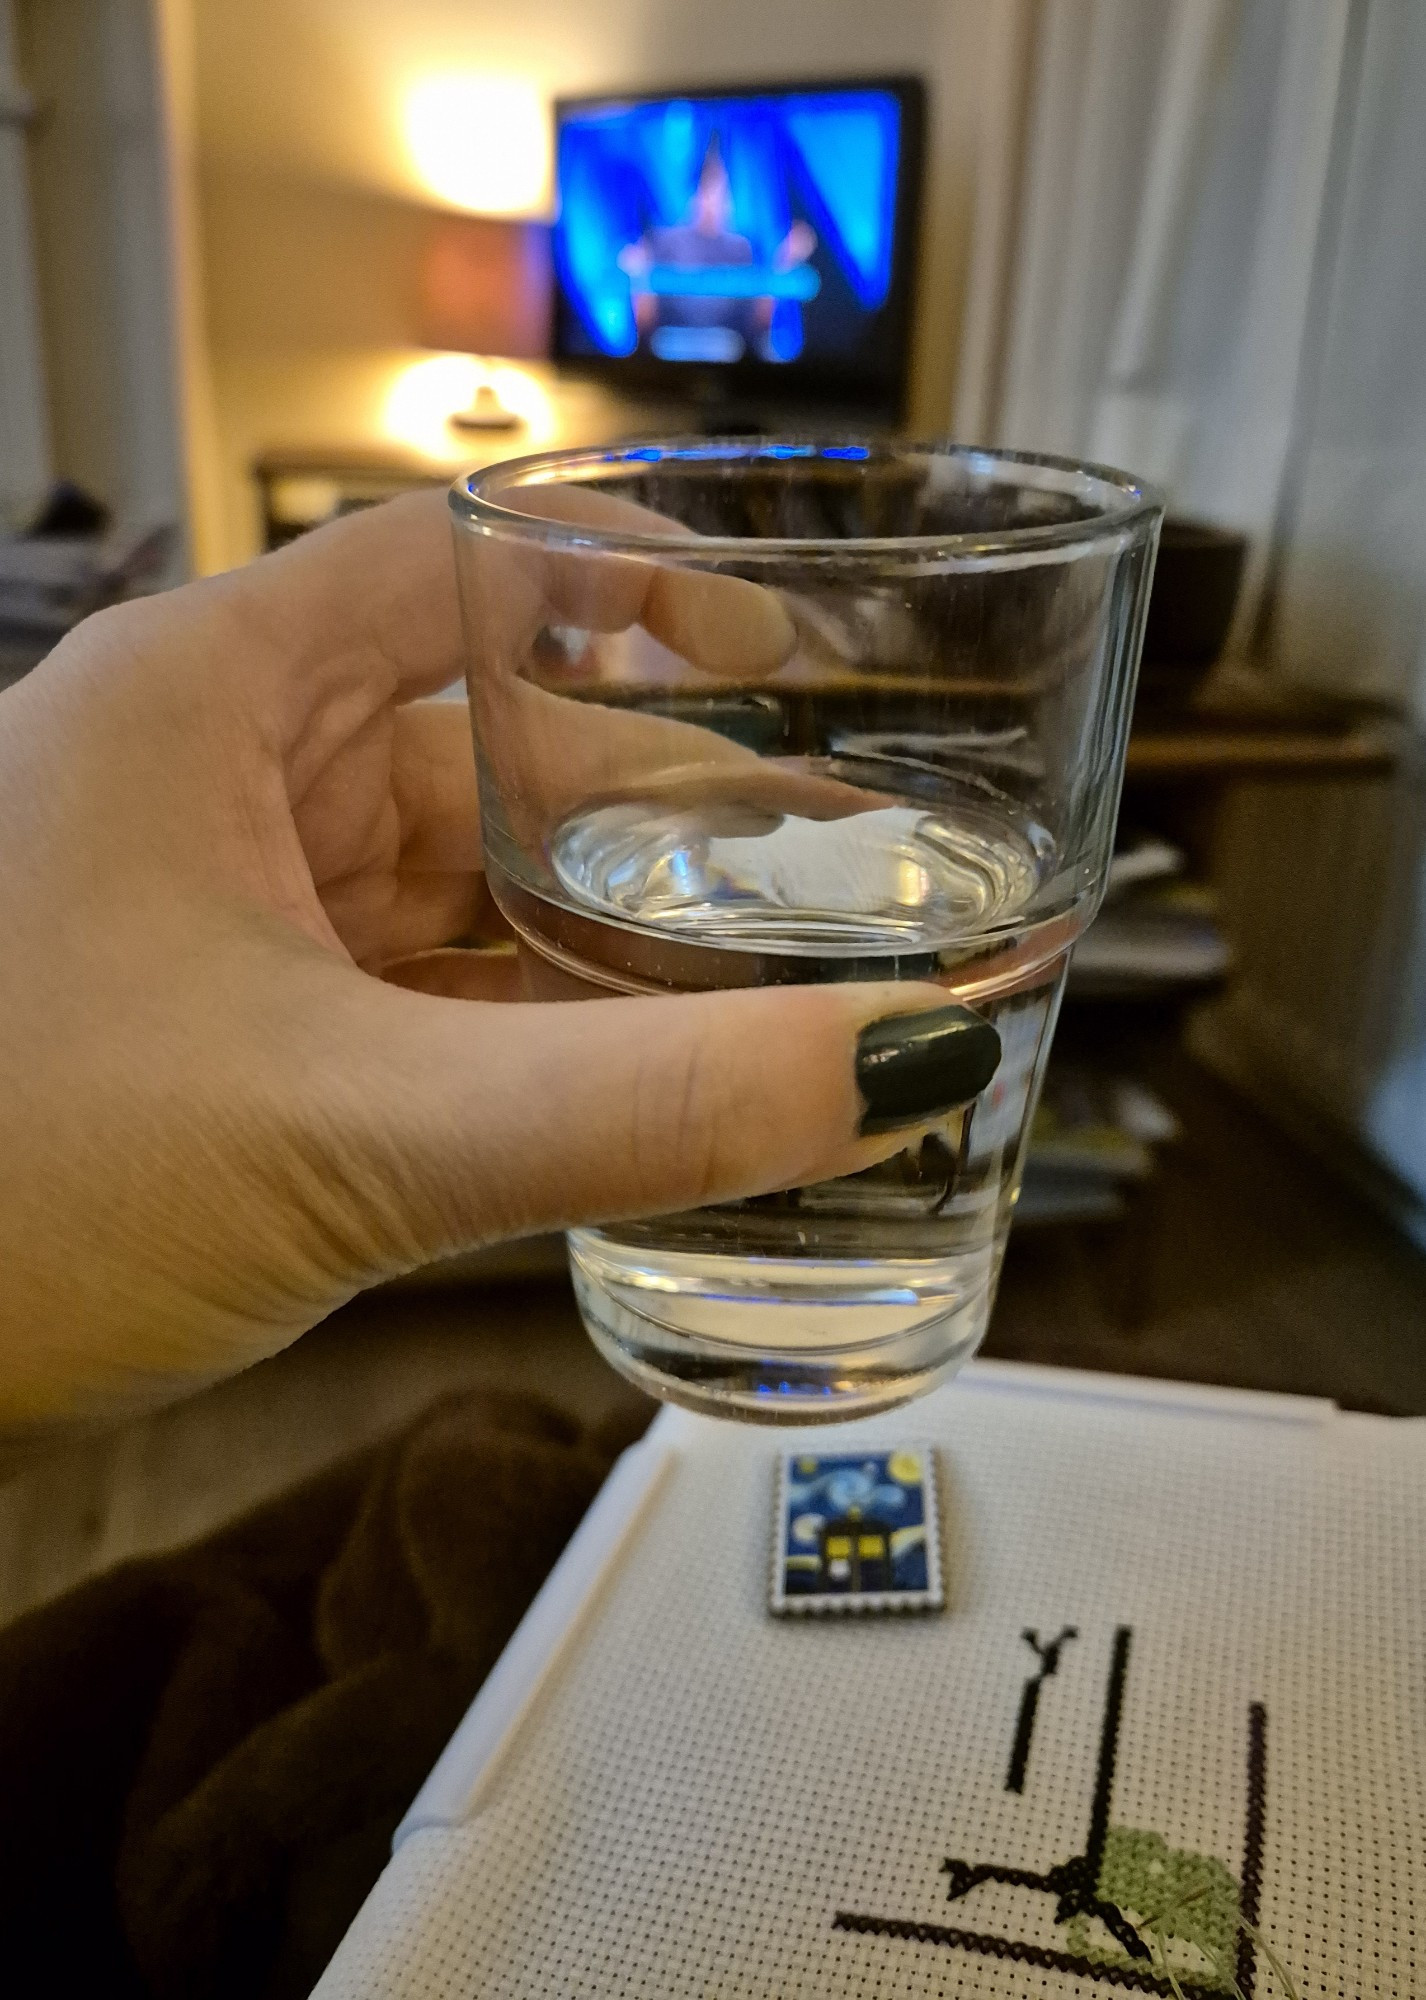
[629,1030,747,1209]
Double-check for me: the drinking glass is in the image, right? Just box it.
[450,441,1160,1421]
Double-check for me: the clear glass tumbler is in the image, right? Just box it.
[451,442,1160,1421]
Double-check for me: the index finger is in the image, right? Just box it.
[461,484,799,685]
[219,489,466,710]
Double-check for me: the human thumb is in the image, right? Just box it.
[303,973,1002,1272]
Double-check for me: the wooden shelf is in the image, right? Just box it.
[1125,663,1400,783]
[1126,718,1396,782]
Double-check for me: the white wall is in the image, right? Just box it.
[17,0,191,569]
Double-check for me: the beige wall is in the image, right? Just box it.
[193,0,1006,564]
[154,0,225,577]
[200,173,435,359]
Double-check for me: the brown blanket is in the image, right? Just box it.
[0,1386,650,1997]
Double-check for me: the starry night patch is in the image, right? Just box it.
[770,1446,944,1616]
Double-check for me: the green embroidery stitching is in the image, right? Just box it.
[1064,1828,1240,1994]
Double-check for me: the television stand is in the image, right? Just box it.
[672,370,896,440]
[691,409,770,437]
[246,362,903,560]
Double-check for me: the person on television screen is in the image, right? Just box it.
[618,140,816,364]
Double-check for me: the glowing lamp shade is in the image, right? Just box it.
[405,76,550,216]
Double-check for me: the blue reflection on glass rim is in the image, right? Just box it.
[597,440,872,466]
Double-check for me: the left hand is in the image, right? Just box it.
[0,493,957,1433]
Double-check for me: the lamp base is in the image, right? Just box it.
[449,382,523,433]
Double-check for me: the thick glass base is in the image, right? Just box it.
[567,1228,995,1424]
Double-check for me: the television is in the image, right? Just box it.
[552,77,925,423]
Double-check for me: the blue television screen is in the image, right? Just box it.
[552,79,923,412]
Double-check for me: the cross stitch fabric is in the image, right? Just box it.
[314,1366,1425,1998]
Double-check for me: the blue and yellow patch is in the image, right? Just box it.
[770,1446,943,1616]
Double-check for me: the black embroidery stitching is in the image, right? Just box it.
[1235,1702,1267,1999]
[942,1624,1148,1959]
[1006,1624,1078,1792]
[837,1625,1269,1995]
[831,1911,1227,1996]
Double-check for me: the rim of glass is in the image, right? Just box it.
[451,438,1163,562]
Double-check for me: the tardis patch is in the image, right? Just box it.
[770,1446,944,1616]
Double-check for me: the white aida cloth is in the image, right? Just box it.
[314,1363,1425,1999]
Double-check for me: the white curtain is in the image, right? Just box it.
[1274,0,1426,718]
[0,0,50,518]
[3,0,192,567]
[959,0,1426,1209]
[964,0,1358,643]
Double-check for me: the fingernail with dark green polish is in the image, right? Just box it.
[855,1005,1002,1136]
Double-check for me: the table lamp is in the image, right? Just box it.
[417,214,552,432]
